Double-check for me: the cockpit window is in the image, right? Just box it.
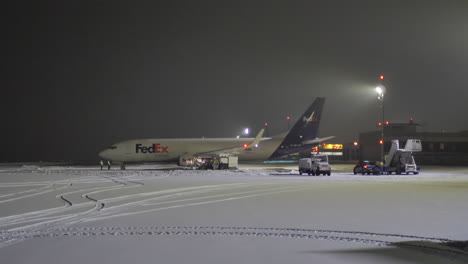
[109,145,117,149]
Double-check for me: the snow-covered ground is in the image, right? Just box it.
[1,163,467,263]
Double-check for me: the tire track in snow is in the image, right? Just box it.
[0,183,56,199]
[2,226,465,260]
[0,184,122,228]
[77,182,276,223]
[90,181,335,223]
[0,173,145,247]
[0,178,253,248]
[0,183,71,204]
[89,184,309,222]
[0,178,375,249]
[0,172,147,228]
[0,181,294,248]
[0,175,136,228]
[3,226,451,242]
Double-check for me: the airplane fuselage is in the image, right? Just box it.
[99,137,284,163]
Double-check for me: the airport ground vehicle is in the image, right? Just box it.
[352,140,421,175]
[353,160,382,175]
[298,158,313,175]
[299,154,331,176]
[383,139,421,175]
[185,154,239,170]
[311,154,331,176]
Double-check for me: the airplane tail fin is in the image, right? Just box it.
[248,128,265,148]
[269,97,326,159]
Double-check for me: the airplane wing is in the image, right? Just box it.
[196,129,266,156]
[302,136,335,145]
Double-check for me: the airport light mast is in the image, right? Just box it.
[376,78,386,165]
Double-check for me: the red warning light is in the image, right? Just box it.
[243,143,249,149]
[378,122,382,126]
[380,75,384,80]
[385,121,390,125]
[286,116,290,120]
[379,140,383,145]
[264,122,269,126]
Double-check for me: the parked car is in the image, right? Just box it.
[353,160,382,175]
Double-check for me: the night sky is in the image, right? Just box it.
[3,0,468,162]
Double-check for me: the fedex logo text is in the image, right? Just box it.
[136,144,169,153]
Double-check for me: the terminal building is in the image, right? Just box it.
[358,120,468,165]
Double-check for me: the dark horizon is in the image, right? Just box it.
[3,0,468,162]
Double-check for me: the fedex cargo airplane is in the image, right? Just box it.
[98,97,333,168]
